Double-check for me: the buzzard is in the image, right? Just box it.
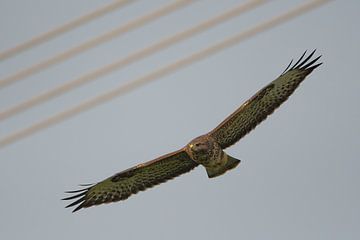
[63,50,322,212]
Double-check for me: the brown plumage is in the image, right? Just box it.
[63,150,197,212]
[63,50,322,212]
[210,50,321,148]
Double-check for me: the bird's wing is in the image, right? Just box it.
[63,149,198,212]
[209,50,322,149]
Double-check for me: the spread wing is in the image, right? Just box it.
[63,149,198,212]
[209,50,322,149]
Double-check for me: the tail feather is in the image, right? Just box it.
[206,155,240,178]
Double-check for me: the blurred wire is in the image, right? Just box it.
[0,0,134,61]
[0,0,194,89]
[0,0,266,121]
[0,0,332,149]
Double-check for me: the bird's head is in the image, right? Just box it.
[186,135,214,162]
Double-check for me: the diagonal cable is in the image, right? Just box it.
[0,0,194,89]
[0,0,267,121]
[0,0,134,61]
[0,0,332,148]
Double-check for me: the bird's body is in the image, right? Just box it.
[186,134,240,178]
[63,50,322,212]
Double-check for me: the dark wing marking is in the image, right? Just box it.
[209,50,322,149]
[63,149,198,212]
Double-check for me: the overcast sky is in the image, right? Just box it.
[0,0,359,239]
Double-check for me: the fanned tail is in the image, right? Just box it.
[206,155,240,178]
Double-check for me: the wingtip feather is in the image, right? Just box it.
[72,203,86,213]
[291,50,307,70]
[62,191,87,201]
[64,188,89,194]
[282,59,293,74]
[65,196,87,209]
[282,49,322,75]
[301,55,322,70]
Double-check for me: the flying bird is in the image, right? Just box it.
[63,50,322,212]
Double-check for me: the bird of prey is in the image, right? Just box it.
[63,50,322,212]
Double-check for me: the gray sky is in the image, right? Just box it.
[0,0,359,239]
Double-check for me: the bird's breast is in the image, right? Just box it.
[186,135,226,168]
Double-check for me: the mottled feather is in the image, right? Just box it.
[209,50,322,149]
[63,50,322,212]
[63,150,198,212]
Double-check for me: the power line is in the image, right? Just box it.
[0,0,193,89]
[0,0,134,61]
[0,0,332,149]
[0,0,267,121]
